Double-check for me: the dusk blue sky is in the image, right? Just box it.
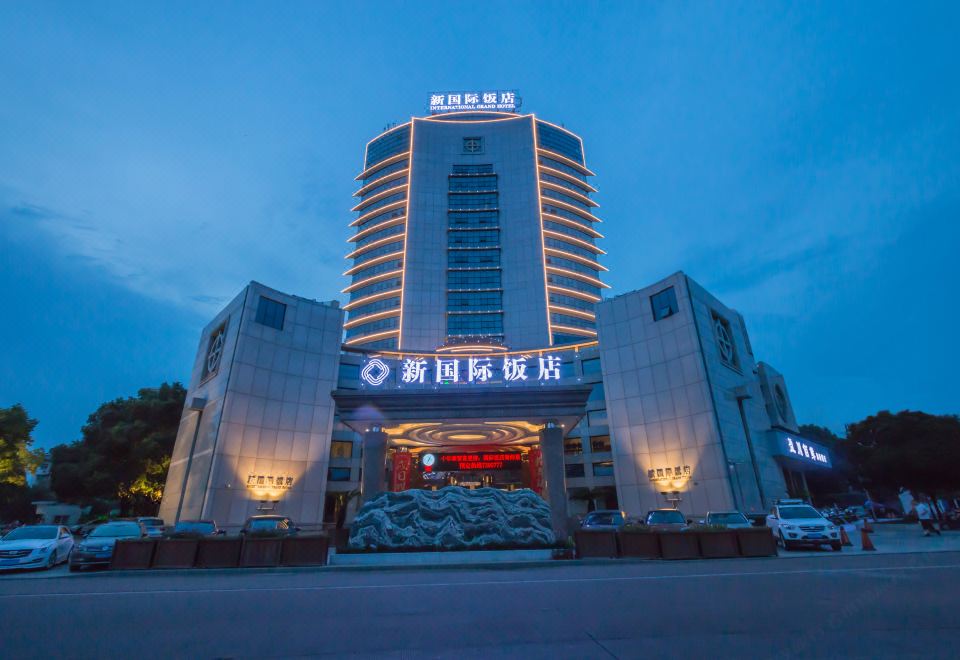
[1,2,957,449]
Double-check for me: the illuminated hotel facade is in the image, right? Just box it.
[160,92,832,536]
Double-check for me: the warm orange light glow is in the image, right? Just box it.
[396,118,416,349]
[545,265,609,289]
[342,290,402,311]
[343,308,401,329]
[541,212,605,239]
[353,168,410,197]
[538,165,597,193]
[435,344,510,354]
[531,114,554,347]
[344,329,400,346]
[348,340,600,360]
[542,229,606,255]
[541,196,602,223]
[420,111,524,123]
[550,324,597,337]
[345,233,405,260]
[548,305,596,320]
[544,247,608,271]
[536,148,596,176]
[547,284,602,303]
[350,200,407,227]
[350,183,409,213]
[343,248,405,276]
[341,268,404,294]
[538,180,599,208]
[355,151,411,182]
[361,123,411,171]
[348,217,406,244]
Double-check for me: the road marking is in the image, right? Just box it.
[1,562,959,599]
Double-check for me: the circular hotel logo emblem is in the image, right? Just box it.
[360,358,390,386]
[421,453,436,467]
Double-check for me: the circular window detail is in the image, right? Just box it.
[715,319,735,364]
[774,384,789,420]
[206,331,225,375]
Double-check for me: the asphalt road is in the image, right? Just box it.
[2,552,959,659]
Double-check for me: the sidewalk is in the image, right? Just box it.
[778,522,960,557]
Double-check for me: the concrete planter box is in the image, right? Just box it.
[617,532,661,558]
[697,531,740,558]
[736,528,777,557]
[574,530,619,558]
[240,537,284,567]
[658,532,700,560]
[196,537,242,568]
[152,538,200,568]
[280,535,329,567]
[110,539,156,570]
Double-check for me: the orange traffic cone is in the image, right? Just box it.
[840,526,853,546]
[860,527,876,551]
[863,517,874,533]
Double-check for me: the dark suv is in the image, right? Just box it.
[240,515,298,536]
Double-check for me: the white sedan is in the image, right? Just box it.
[0,525,75,571]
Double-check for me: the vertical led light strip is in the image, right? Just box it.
[531,115,555,346]
[395,118,416,350]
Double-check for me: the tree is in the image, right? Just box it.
[0,404,46,521]
[845,411,960,499]
[798,424,857,500]
[50,383,186,516]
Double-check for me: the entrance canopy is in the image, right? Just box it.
[331,385,592,441]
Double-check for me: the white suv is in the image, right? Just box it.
[767,499,842,551]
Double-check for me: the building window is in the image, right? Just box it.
[327,467,351,482]
[255,296,287,330]
[650,287,679,321]
[590,435,611,453]
[463,137,483,153]
[712,311,740,369]
[774,384,789,420]
[588,383,605,402]
[582,358,602,376]
[564,439,583,455]
[330,441,353,459]
[565,463,585,478]
[592,461,614,477]
[587,410,608,427]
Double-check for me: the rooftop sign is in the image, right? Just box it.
[429,90,520,114]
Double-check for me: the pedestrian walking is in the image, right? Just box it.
[914,499,941,537]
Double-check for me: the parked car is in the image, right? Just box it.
[69,521,146,571]
[745,513,768,528]
[167,520,222,537]
[0,525,75,571]
[767,500,842,551]
[70,522,100,538]
[240,515,298,536]
[703,511,753,529]
[137,517,166,538]
[644,509,689,531]
[580,510,627,530]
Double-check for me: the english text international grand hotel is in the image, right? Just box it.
[160,92,833,536]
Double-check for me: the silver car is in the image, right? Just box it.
[704,511,753,529]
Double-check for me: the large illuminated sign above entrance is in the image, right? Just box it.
[770,430,832,468]
[429,90,520,114]
[359,355,564,387]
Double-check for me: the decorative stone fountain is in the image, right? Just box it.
[348,486,556,551]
